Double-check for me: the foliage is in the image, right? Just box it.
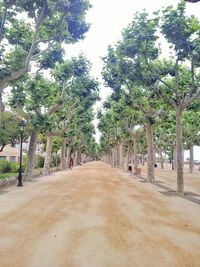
[35,155,45,169]
[0,0,91,92]
[51,154,61,167]
[0,160,19,173]
[0,111,20,151]
[0,173,17,180]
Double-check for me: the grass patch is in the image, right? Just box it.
[0,173,17,180]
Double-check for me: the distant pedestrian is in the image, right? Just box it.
[154,163,157,168]
[128,161,133,176]
[69,158,74,170]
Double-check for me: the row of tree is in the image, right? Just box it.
[0,0,99,179]
[98,1,200,194]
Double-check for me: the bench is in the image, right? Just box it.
[133,167,141,178]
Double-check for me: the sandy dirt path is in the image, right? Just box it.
[0,162,200,267]
[140,164,200,193]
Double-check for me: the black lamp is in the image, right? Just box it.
[18,120,26,187]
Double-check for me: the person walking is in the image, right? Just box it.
[69,158,74,170]
[128,161,133,176]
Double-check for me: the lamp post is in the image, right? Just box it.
[18,120,25,187]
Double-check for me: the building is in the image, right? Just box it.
[0,144,20,162]
[0,141,44,162]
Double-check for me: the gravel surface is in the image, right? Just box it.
[0,162,200,267]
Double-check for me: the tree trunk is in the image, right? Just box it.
[108,153,111,164]
[141,155,145,166]
[104,154,108,164]
[145,122,155,182]
[160,150,164,169]
[117,145,120,166]
[0,91,4,113]
[66,146,71,169]
[61,139,67,169]
[189,144,194,173]
[126,143,131,170]
[74,150,78,166]
[115,146,118,167]
[112,147,115,167]
[174,146,177,169]
[42,132,53,175]
[119,142,124,169]
[115,146,118,166]
[176,107,184,194]
[24,128,39,181]
[116,145,120,167]
[133,139,138,168]
[164,151,168,166]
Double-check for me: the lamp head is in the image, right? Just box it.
[18,120,26,132]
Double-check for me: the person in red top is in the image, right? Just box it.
[69,158,74,170]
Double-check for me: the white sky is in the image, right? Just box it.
[66,0,200,158]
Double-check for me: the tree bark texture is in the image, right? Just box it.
[160,150,164,169]
[189,144,194,173]
[176,107,184,194]
[61,139,67,169]
[133,139,138,168]
[66,146,71,169]
[164,151,168,166]
[119,143,124,169]
[24,128,39,181]
[145,122,155,182]
[125,144,131,170]
[173,147,177,170]
[0,91,4,113]
[74,150,78,166]
[42,132,53,175]
[111,147,115,167]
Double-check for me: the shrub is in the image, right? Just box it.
[10,162,19,173]
[51,154,61,167]
[0,160,12,173]
[35,155,45,168]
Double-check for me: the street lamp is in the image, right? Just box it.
[18,120,26,187]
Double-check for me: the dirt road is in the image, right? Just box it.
[0,162,200,267]
[141,163,200,194]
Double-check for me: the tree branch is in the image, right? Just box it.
[0,4,8,44]
[31,40,54,61]
[25,4,47,66]
[183,88,200,109]
[0,144,6,152]
[0,4,47,91]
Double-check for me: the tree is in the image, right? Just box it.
[10,73,67,179]
[101,2,200,193]
[102,21,161,182]
[157,2,200,193]
[186,0,200,3]
[0,111,20,151]
[38,55,99,174]
[154,110,176,169]
[116,3,200,193]
[0,0,91,110]
[183,106,200,172]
